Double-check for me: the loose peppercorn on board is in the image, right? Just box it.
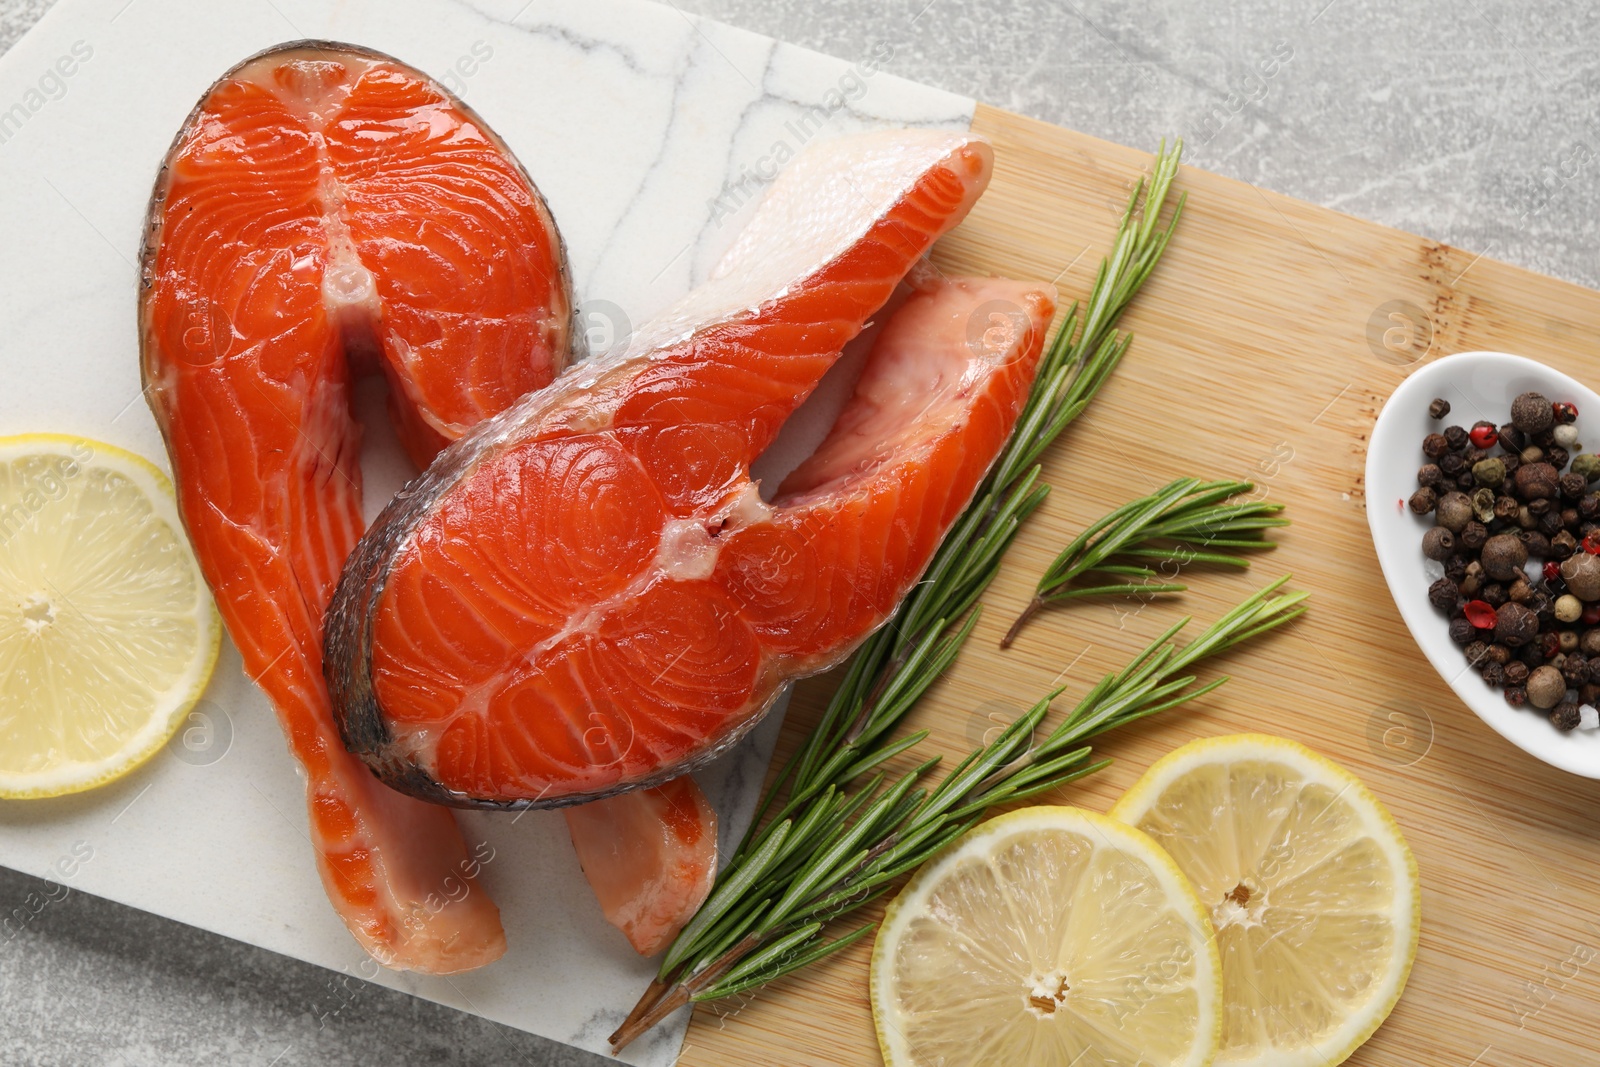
[678,104,1600,1067]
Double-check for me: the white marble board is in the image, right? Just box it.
[0,0,972,1062]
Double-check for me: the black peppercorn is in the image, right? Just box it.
[1502,451,1522,476]
[1440,452,1466,476]
[1548,445,1571,471]
[1422,432,1450,459]
[1535,428,1559,450]
[1459,520,1489,550]
[1480,533,1528,581]
[1499,423,1525,452]
[1435,492,1474,532]
[1537,509,1564,536]
[1518,530,1552,558]
[1505,685,1529,707]
[1445,554,1469,581]
[1482,661,1506,687]
[1552,702,1582,732]
[1455,472,1475,490]
[1495,495,1522,523]
[1464,639,1489,667]
[1529,497,1553,517]
[1505,660,1530,686]
[1551,529,1579,560]
[1494,602,1541,647]
[1429,398,1451,419]
[1418,463,1444,489]
[1427,577,1459,614]
[1421,526,1456,560]
[1449,617,1475,644]
[1483,583,1508,608]
[1515,462,1561,501]
[1563,652,1590,686]
[1444,425,1470,450]
[1488,643,1512,665]
[1560,471,1587,500]
[1409,487,1437,515]
[1562,507,1580,531]
[1512,391,1555,435]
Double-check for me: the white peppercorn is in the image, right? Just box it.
[1556,594,1583,623]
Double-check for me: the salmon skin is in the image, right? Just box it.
[139,41,572,972]
[326,128,1056,811]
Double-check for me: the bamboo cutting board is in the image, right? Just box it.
[678,103,1600,1067]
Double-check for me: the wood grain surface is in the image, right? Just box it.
[676,102,1600,1067]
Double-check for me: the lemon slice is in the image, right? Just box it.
[871,806,1222,1067]
[0,434,220,798]
[1110,734,1420,1067]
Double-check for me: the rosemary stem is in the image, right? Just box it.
[1000,597,1044,649]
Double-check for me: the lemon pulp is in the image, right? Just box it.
[0,434,219,798]
[872,805,1222,1067]
[1111,734,1420,1067]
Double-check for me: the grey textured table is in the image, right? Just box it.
[2,2,1596,1065]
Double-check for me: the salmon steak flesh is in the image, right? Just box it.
[139,41,571,973]
[325,128,1056,810]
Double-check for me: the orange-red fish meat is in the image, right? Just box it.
[139,41,572,973]
[326,129,1055,809]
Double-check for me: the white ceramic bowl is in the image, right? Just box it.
[1367,350,1600,777]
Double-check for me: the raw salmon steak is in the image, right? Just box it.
[565,775,718,955]
[139,41,572,972]
[326,128,1056,808]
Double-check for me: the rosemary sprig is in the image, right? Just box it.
[611,140,1191,1051]
[1001,478,1288,647]
[610,581,1305,1047]
[781,138,1186,800]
